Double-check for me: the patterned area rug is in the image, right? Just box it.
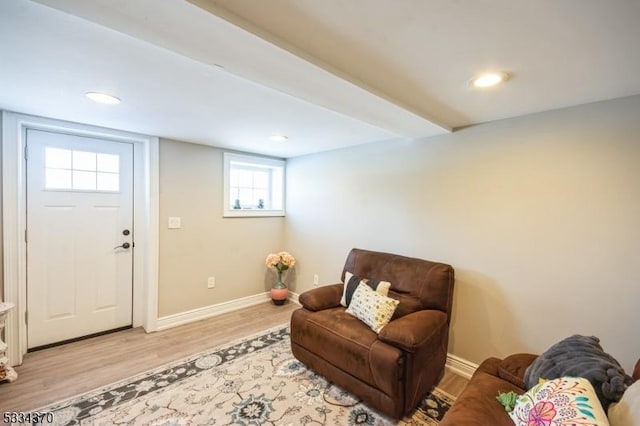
[40,325,454,425]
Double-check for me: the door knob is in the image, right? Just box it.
[114,242,131,250]
[122,229,130,236]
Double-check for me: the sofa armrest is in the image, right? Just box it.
[475,357,502,377]
[378,310,448,353]
[497,353,538,389]
[298,283,343,311]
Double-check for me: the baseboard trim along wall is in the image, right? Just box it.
[157,291,478,379]
[287,291,300,304]
[157,292,272,331]
[446,353,479,379]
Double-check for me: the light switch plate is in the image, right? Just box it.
[168,217,181,229]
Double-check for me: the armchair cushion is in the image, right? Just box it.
[378,310,447,353]
[290,307,403,397]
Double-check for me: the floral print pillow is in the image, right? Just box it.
[509,377,610,426]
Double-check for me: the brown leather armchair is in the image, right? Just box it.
[290,248,455,419]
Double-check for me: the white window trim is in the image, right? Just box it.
[223,152,285,217]
[2,111,160,366]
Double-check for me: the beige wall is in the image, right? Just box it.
[3,97,639,371]
[284,95,640,372]
[158,139,285,317]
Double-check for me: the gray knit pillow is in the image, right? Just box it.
[524,335,633,410]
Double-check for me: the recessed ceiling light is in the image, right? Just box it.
[85,92,121,105]
[469,72,509,88]
[269,135,288,142]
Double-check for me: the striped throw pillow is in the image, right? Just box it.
[340,271,391,307]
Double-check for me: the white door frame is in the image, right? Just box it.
[2,111,159,366]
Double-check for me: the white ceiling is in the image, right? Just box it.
[2,0,639,158]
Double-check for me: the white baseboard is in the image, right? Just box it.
[287,291,300,304]
[156,292,271,331]
[446,353,478,379]
[157,291,473,379]
[156,291,301,331]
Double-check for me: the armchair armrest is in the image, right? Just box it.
[378,310,447,353]
[298,283,343,311]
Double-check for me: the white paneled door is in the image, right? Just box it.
[26,129,134,348]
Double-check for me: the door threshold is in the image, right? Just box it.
[28,325,133,352]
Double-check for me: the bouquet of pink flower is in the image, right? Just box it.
[265,251,296,273]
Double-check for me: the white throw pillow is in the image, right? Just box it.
[608,380,640,426]
[345,282,399,333]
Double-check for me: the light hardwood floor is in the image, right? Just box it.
[0,301,468,412]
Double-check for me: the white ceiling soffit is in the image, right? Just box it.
[205,0,640,128]
[30,0,450,140]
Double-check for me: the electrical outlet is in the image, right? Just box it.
[313,274,319,286]
[168,217,181,229]
[207,276,215,289]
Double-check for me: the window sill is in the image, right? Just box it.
[223,209,285,218]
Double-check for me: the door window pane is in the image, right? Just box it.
[46,147,71,169]
[72,151,97,171]
[97,154,119,173]
[46,169,72,189]
[44,147,120,192]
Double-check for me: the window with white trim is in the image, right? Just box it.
[223,153,285,217]
[45,147,120,192]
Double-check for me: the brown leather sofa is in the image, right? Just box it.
[440,354,640,425]
[290,248,455,419]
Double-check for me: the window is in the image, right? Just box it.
[223,153,285,217]
[45,147,120,192]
